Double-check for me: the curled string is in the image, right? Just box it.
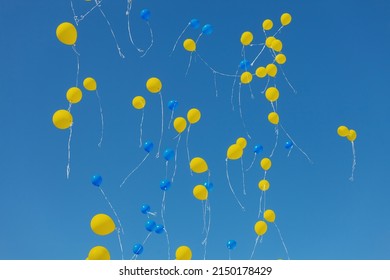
[120,153,150,188]
[95,90,104,148]
[245,153,256,172]
[225,158,245,211]
[269,125,279,158]
[195,52,240,78]
[287,146,293,157]
[238,82,252,139]
[99,187,124,234]
[171,133,182,182]
[257,190,264,218]
[241,157,246,195]
[185,124,193,176]
[117,228,124,260]
[139,109,145,148]
[201,200,211,260]
[71,0,101,25]
[126,0,144,53]
[66,125,73,179]
[250,235,263,260]
[140,21,154,58]
[274,223,290,260]
[161,191,171,259]
[349,141,356,181]
[156,92,164,158]
[170,22,190,56]
[280,124,313,164]
[72,46,80,87]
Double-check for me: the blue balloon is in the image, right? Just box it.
[227,240,237,250]
[132,243,144,255]
[189,18,200,29]
[143,141,154,153]
[168,100,178,111]
[202,24,213,35]
[91,174,102,187]
[160,179,171,191]
[285,140,293,149]
[203,181,214,192]
[140,9,151,21]
[239,59,250,70]
[163,148,175,161]
[140,204,150,214]
[145,220,156,232]
[155,224,165,234]
[254,145,264,154]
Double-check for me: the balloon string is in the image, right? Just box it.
[201,200,211,260]
[257,191,263,218]
[287,146,294,157]
[168,110,175,130]
[72,46,80,87]
[165,161,168,180]
[280,124,313,164]
[186,125,193,176]
[228,250,231,260]
[250,235,263,259]
[120,153,150,188]
[66,125,73,179]
[117,228,124,260]
[262,77,270,94]
[140,21,153,58]
[250,44,266,66]
[185,52,193,76]
[126,0,144,53]
[195,33,203,44]
[170,23,190,56]
[143,232,152,245]
[161,191,171,260]
[273,25,284,37]
[280,65,297,94]
[269,125,279,158]
[349,141,356,181]
[100,187,124,234]
[95,90,104,148]
[213,71,218,97]
[225,159,245,211]
[139,109,145,148]
[241,157,246,195]
[238,82,252,140]
[195,52,239,78]
[171,134,182,182]
[274,223,290,260]
[245,154,256,172]
[71,0,101,25]
[146,211,157,218]
[156,92,164,158]
[230,68,239,111]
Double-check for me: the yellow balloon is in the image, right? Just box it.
[240,31,253,46]
[132,96,146,109]
[337,125,349,137]
[175,246,192,260]
[146,77,162,94]
[56,22,77,45]
[193,185,208,200]
[281,13,292,26]
[240,72,253,84]
[265,36,275,48]
[66,87,82,104]
[90,214,116,236]
[265,87,279,102]
[52,109,73,130]
[347,129,357,142]
[87,246,110,260]
[258,179,270,191]
[187,108,201,124]
[260,157,272,171]
[173,117,187,133]
[271,39,283,52]
[190,157,208,173]
[236,137,247,149]
[266,64,278,77]
[183,39,196,52]
[83,77,97,91]
[227,144,243,160]
[262,19,273,31]
[275,54,287,64]
[263,209,276,223]
[268,112,279,125]
[254,220,268,236]
[255,66,267,78]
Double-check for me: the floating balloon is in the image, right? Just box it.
[141,204,151,214]
[271,39,283,52]
[266,64,278,77]
[204,181,214,191]
[145,220,156,232]
[168,100,178,110]
[254,145,264,154]
[254,220,268,236]
[193,185,208,200]
[183,39,196,52]
[227,144,244,160]
[265,36,275,48]
[143,141,154,153]
[56,22,77,45]
[227,240,237,250]
[265,87,280,102]
[83,77,97,91]
[90,214,116,236]
[275,54,287,64]
[87,246,110,260]
[268,112,279,125]
[240,31,253,46]
[260,158,272,171]
[52,109,73,130]
[132,243,144,255]
[174,117,187,133]
[66,87,82,104]
[155,224,165,234]
[190,19,200,29]
[160,179,171,191]
[347,129,357,142]
[190,157,208,173]
[239,59,251,70]
[240,71,253,84]
[255,67,267,78]
[91,174,103,187]
[132,96,146,109]
[281,13,292,26]
[337,125,349,137]
[236,137,247,149]
[163,148,175,161]
[176,245,192,260]
[258,179,270,191]
[285,140,293,149]
[187,108,201,124]
[146,77,162,93]
[140,9,151,21]
[264,209,276,223]
[201,24,213,35]
[262,19,273,31]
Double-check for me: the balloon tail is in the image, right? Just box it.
[280,124,313,164]
[230,68,239,111]
[120,153,149,188]
[186,125,193,176]
[262,77,270,94]
[168,110,174,129]
[139,109,145,148]
[213,71,218,97]
[275,223,290,260]
[245,154,256,172]
[287,146,293,157]
[251,44,266,66]
[269,125,279,158]
[95,90,104,148]
[349,141,356,181]
[66,125,73,179]
[171,134,182,182]
[143,232,152,245]
[225,159,245,211]
[250,235,263,259]
[117,228,124,260]
[201,200,211,260]
[195,33,203,44]
[185,52,193,77]
[126,0,144,53]
[238,82,252,139]
[170,23,190,56]
[165,161,169,180]
[146,211,157,217]
[100,187,124,234]
[140,21,153,58]
[257,190,264,218]
[161,191,171,260]
[72,46,80,87]
[241,157,246,195]
[156,92,164,158]
[280,65,297,94]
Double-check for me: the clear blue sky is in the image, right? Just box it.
[0,0,389,260]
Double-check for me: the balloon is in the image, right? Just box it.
[173,117,187,133]
[240,31,253,46]
[183,38,196,52]
[240,71,253,84]
[132,96,146,109]
[187,108,201,124]
[160,179,171,191]
[275,54,286,64]
[337,125,349,137]
[227,144,243,160]
[281,13,292,26]
[236,137,247,149]
[193,185,208,200]
[260,158,272,171]
[140,9,151,21]
[91,174,103,187]
[168,100,178,110]
[203,181,214,191]
[140,204,150,214]
[255,66,267,78]
[263,209,276,223]
[87,246,110,260]
[266,64,278,77]
[52,109,73,130]
[132,243,144,255]
[163,148,175,161]
[83,77,97,91]
[262,19,273,31]
[265,87,280,102]
[239,59,250,70]
[285,140,293,149]
[202,24,213,35]
[190,157,208,173]
[254,220,268,236]
[146,77,162,94]
[347,129,357,141]
[271,39,283,52]
[155,224,165,234]
[143,141,154,153]
[190,19,200,29]
[268,112,279,125]
[66,87,82,104]
[145,220,156,232]
[56,22,77,45]
[175,245,192,260]
[265,36,275,48]
[90,214,116,236]
[226,240,237,250]
[254,145,264,154]
[258,179,270,191]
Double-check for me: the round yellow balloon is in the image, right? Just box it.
[83,77,97,91]
[264,209,276,223]
[132,96,146,109]
[56,22,77,45]
[190,157,208,173]
[275,54,287,64]
[254,220,268,236]
[236,137,247,149]
[337,125,349,137]
[87,246,110,260]
[281,13,292,26]
[255,66,267,78]
[175,246,192,260]
[265,36,275,48]
[193,185,208,200]
[146,77,162,94]
[262,19,273,31]
[183,39,196,52]
[260,157,272,171]
[240,31,253,46]
[173,117,187,133]
[265,87,279,102]
[240,71,253,84]
[271,39,283,52]
[90,214,116,236]
[227,144,243,160]
[52,109,73,130]
[187,108,201,124]
[268,112,279,125]
[347,129,357,142]
[266,64,278,77]
[258,179,270,191]
[66,87,82,104]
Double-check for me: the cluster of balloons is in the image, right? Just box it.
[337,125,358,181]
[87,213,116,260]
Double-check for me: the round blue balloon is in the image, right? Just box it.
[140,9,151,21]
[143,141,154,153]
[285,140,293,149]
[202,24,213,35]
[253,145,264,154]
[239,59,250,70]
[132,243,144,255]
[140,204,150,214]
[203,181,214,192]
[189,18,200,29]
[163,148,175,161]
[167,100,178,111]
[155,224,165,234]
[91,174,102,187]
[227,240,237,250]
[160,179,171,191]
[145,220,156,232]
